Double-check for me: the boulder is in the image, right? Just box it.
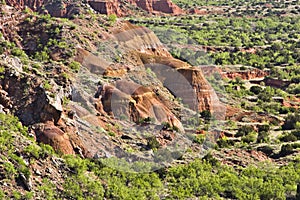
[34,121,75,155]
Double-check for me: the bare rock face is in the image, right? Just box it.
[34,121,75,155]
[140,54,224,114]
[111,23,223,114]
[111,22,171,57]
[5,0,183,17]
[5,0,45,10]
[224,68,268,80]
[87,0,183,16]
[33,121,90,157]
[152,0,183,14]
[97,80,184,131]
[5,0,81,17]
[88,0,123,16]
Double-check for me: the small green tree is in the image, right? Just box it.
[108,14,117,24]
[200,110,212,121]
[236,126,255,137]
[250,85,263,95]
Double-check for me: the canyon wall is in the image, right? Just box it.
[87,0,183,16]
[5,0,183,17]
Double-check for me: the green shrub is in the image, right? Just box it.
[24,144,42,159]
[12,191,22,200]
[0,190,5,199]
[43,81,52,90]
[24,192,34,200]
[64,155,89,174]
[40,143,55,157]
[236,125,255,137]
[32,63,41,69]
[257,145,274,155]
[280,144,294,156]
[193,134,206,144]
[147,136,160,150]
[282,113,300,130]
[3,162,17,178]
[280,132,298,142]
[292,129,300,139]
[250,85,263,95]
[38,178,56,200]
[63,174,104,199]
[69,61,81,72]
[217,136,235,148]
[257,131,270,143]
[258,124,270,133]
[200,110,212,121]
[34,51,49,62]
[242,132,257,143]
[11,48,26,58]
[108,14,117,24]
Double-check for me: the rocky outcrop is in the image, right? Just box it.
[87,0,183,16]
[111,22,171,57]
[112,23,223,114]
[76,22,223,114]
[33,121,90,156]
[224,68,268,80]
[201,66,268,80]
[5,0,183,17]
[34,121,75,155]
[140,54,224,114]
[264,78,291,88]
[5,0,81,17]
[96,80,184,131]
[0,55,89,156]
[213,149,272,167]
[152,0,183,14]
[0,4,222,159]
[188,8,208,15]
[5,0,45,10]
[250,78,291,89]
[88,0,122,16]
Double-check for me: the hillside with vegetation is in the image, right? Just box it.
[0,0,300,199]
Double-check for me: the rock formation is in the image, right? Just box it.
[223,68,268,80]
[88,0,122,16]
[5,0,183,17]
[4,0,81,17]
[0,55,89,156]
[0,4,222,158]
[96,80,184,131]
[77,22,223,114]
[87,0,183,16]
[140,54,224,113]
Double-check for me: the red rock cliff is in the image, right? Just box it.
[5,0,45,10]
[88,0,122,16]
[87,0,183,16]
[5,0,79,17]
[5,0,183,17]
[110,23,223,114]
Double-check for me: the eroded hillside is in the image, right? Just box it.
[1,0,300,199]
